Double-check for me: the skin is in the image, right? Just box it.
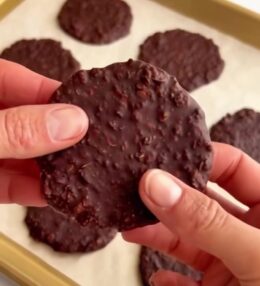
[1,60,260,285]
[123,144,260,286]
[0,59,88,206]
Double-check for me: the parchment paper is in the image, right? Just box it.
[0,0,260,285]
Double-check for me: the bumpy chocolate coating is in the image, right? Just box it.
[0,39,80,82]
[38,59,212,231]
[138,29,224,92]
[58,0,132,44]
[140,247,202,286]
[25,207,116,253]
[210,108,260,162]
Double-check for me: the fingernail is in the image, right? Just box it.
[145,170,182,208]
[47,107,88,141]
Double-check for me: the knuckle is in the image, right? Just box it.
[182,192,228,235]
[3,108,37,155]
[199,199,228,233]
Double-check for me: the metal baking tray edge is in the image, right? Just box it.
[154,0,260,49]
[0,0,23,21]
[0,233,78,286]
[0,0,260,285]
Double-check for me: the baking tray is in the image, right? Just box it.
[156,0,260,50]
[0,0,22,21]
[0,234,77,286]
[0,0,260,285]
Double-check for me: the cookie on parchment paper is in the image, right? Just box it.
[210,108,260,162]
[140,246,202,286]
[58,0,132,44]
[138,29,224,92]
[0,39,80,82]
[25,206,116,253]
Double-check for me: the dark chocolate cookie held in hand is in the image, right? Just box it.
[38,59,212,231]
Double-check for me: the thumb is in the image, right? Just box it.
[0,104,88,159]
[140,169,260,278]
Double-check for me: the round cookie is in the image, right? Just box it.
[58,0,132,44]
[138,29,224,92]
[38,59,213,231]
[0,39,80,82]
[25,206,117,253]
[210,108,260,162]
[140,247,202,286]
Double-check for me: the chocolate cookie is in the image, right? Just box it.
[0,39,80,82]
[138,29,224,92]
[25,207,116,253]
[140,247,202,286]
[58,0,132,44]
[210,108,260,162]
[38,59,212,231]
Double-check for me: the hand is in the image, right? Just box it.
[0,60,88,206]
[123,143,260,286]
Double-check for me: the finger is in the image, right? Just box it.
[123,188,245,271]
[123,189,246,247]
[0,104,88,159]
[0,159,39,177]
[211,142,260,206]
[123,190,245,246]
[123,223,172,247]
[0,59,60,106]
[140,169,260,277]
[151,270,198,286]
[205,187,246,219]
[202,260,237,286]
[123,223,213,272]
[0,168,46,206]
[243,205,260,229]
[0,103,6,109]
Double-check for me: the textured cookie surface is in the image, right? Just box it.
[38,59,212,231]
[0,39,80,82]
[58,0,132,44]
[140,247,202,286]
[138,29,224,92]
[210,108,260,162]
[25,207,116,253]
